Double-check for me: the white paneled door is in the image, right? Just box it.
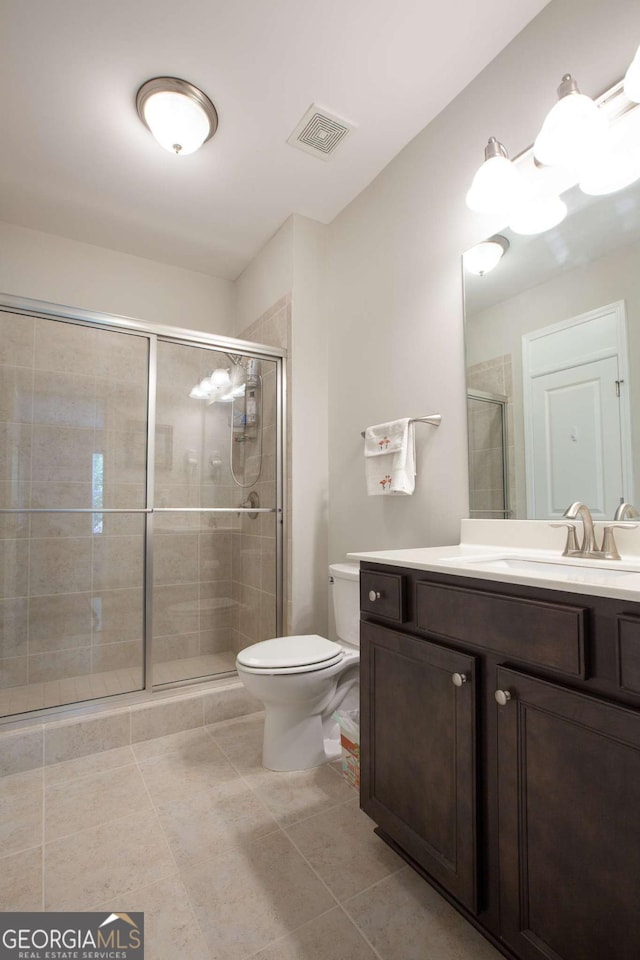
[529,356,621,519]
[523,302,632,520]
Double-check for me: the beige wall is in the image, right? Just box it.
[326,0,639,562]
[0,221,235,335]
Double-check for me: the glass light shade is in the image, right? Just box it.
[463,239,508,276]
[189,383,209,399]
[209,367,231,388]
[534,93,607,170]
[624,45,640,103]
[466,155,523,216]
[142,90,211,155]
[509,195,567,235]
[579,138,640,196]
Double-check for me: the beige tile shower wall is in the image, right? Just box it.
[466,356,517,518]
[0,314,148,697]
[234,294,291,651]
[152,341,239,671]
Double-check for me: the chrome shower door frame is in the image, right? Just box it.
[0,293,286,722]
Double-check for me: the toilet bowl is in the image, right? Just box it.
[236,562,360,772]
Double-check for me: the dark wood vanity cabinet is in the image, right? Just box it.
[360,563,640,960]
[360,620,478,911]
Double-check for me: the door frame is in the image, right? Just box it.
[522,301,633,518]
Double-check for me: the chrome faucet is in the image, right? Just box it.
[562,501,597,555]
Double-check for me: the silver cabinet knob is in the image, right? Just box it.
[452,672,468,687]
[494,689,512,706]
[368,590,381,602]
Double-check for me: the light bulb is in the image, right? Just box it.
[209,367,231,388]
[624,45,640,103]
[463,238,509,276]
[509,195,567,235]
[534,76,607,171]
[466,139,524,217]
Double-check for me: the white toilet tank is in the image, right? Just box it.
[329,562,360,648]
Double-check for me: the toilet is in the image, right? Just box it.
[236,562,360,771]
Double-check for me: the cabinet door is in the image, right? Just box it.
[360,620,478,911]
[496,667,640,960]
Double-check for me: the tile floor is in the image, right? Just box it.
[0,713,502,960]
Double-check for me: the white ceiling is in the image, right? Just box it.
[1,0,550,280]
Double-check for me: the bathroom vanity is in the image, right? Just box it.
[351,525,640,960]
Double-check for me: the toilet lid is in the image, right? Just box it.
[237,634,344,671]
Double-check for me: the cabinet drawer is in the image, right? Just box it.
[416,580,586,678]
[360,571,405,623]
[617,615,640,695]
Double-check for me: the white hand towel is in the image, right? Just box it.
[364,419,416,495]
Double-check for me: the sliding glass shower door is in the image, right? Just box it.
[152,339,280,686]
[0,304,283,719]
[0,313,149,715]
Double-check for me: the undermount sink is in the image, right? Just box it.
[449,555,640,584]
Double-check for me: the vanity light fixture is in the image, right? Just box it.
[465,138,524,217]
[509,194,567,235]
[189,365,246,403]
[463,236,509,276]
[579,136,640,196]
[533,74,606,171]
[624,45,640,102]
[136,77,218,155]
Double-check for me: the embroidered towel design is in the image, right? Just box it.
[364,419,416,495]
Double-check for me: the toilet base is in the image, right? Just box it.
[262,705,342,771]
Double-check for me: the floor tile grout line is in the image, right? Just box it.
[131,740,215,959]
[204,722,357,829]
[278,823,387,960]
[240,905,344,960]
[201,723,384,958]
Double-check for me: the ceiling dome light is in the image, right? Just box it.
[509,195,567,235]
[463,236,510,276]
[136,77,218,155]
[534,75,606,171]
[465,138,524,217]
[624,45,640,103]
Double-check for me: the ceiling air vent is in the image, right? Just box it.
[287,104,355,160]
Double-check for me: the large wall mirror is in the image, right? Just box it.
[463,176,640,521]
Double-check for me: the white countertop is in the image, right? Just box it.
[347,520,640,601]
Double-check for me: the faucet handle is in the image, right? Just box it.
[600,522,639,561]
[549,521,580,556]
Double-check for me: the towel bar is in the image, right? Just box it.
[360,414,441,438]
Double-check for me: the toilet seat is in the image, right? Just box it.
[237,634,344,675]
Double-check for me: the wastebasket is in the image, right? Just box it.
[333,708,360,789]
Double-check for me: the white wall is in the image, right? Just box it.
[326,0,640,562]
[234,218,294,335]
[0,220,235,335]
[290,216,329,635]
[235,214,330,636]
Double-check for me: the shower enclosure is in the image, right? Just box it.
[0,296,284,721]
[467,389,510,519]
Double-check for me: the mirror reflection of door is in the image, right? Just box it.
[522,302,632,519]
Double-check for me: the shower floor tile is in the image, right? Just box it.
[0,651,236,717]
[0,714,501,960]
